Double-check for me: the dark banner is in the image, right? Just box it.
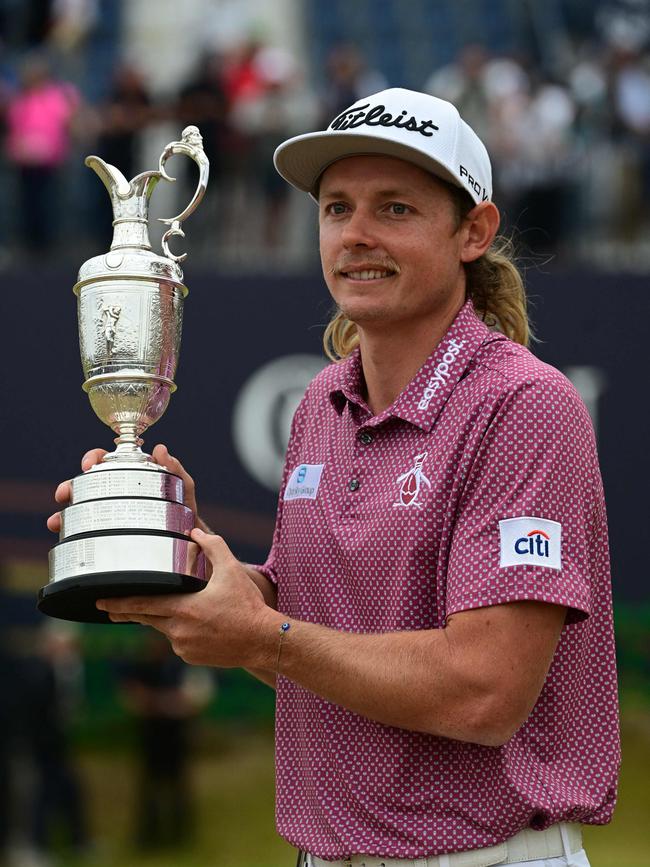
[1,265,647,623]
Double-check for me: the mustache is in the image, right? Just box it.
[330,257,401,276]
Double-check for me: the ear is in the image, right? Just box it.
[460,202,500,263]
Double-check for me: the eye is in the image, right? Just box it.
[325,201,349,216]
[387,202,411,215]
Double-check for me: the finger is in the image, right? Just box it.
[190,529,238,570]
[54,481,72,504]
[81,448,108,472]
[106,611,171,628]
[152,444,191,483]
[152,444,198,511]
[47,512,62,533]
[96,595,181,618]
[151,443,174,470]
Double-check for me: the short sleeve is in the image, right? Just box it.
[446,374,599,623]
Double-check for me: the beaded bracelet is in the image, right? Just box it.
[276,621,291,678]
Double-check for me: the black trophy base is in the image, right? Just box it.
[37,571,207,624]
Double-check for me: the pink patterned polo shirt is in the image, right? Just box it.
[256,300,620,861]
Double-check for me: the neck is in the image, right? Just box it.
[357,298,465,415]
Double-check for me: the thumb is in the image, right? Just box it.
[190,529,238,577]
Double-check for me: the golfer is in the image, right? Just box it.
[49,88,619,867]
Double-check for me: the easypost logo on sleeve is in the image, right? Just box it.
[284,464,325,501]
[499,516,562,570]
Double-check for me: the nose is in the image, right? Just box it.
[340,208,378,250]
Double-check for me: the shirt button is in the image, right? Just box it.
[348,478,360,492]
[358,431,374,445]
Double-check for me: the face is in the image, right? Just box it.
[318,155,470,333]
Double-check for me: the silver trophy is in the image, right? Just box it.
[39,127,210,623]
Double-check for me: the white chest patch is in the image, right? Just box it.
[499,516,562,570]
[284,464,325,501]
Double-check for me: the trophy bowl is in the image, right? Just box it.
[38,127,210,623]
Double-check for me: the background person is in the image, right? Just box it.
[4,53,80,254]
[119,632,214,851]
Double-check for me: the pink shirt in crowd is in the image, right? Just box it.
[6,82,79,167]
[256,300,620,861]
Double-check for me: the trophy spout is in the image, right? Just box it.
[85,157,131,197]
[85,155,162,252]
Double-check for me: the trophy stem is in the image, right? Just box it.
[99,428,153,466]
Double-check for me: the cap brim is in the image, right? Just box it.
[274,131,463,198]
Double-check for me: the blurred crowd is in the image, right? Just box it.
[424,36,650,262]
[0,2,649,269]
[0,622,214,867]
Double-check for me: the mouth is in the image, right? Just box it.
[339,268,396,281]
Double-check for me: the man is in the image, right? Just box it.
[48,89,619,867]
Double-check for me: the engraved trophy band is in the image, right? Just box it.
[39,127,210,623]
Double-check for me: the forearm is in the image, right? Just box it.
[251,600,565,745]
[253,613,502,744]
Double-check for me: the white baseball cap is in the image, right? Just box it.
[274,87,492,204]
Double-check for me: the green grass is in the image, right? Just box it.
[76,727,294,867]
[54,715,649,867]
[583,710,650,867]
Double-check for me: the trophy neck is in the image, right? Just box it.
[111,216,152,252]
[110,191,154,251]
[102,429,154,466]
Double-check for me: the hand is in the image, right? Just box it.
[97,529,281,669]
[46,447,107,534]
[46,443,205,534]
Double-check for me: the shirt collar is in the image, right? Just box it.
[328,300,493,431]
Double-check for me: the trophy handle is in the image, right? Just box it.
[157,125,210,262]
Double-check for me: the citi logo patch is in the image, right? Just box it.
[284,463,324,501]
[499,517,562,571]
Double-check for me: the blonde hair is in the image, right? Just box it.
[323,185,530,362]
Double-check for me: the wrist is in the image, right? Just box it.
[249,608,287,671]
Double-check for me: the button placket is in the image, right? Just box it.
[348,426,377,494]
[349,417,388,498]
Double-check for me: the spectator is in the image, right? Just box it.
[231,47,317,252]
[427,50,581,255]
[120,633,213,851]
[425,43,492,143]
[320,44,387,125]
[176,51,228,250]
[96,61,152,182]
[4,53,80,253]
[29,623,88,859]
[177,50,228,183]
[2,623,90,865]
[607,43,650,239]
[492,71,580,254]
